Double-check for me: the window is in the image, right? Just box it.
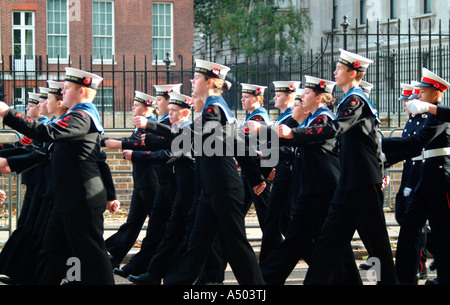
[13,11,34,60]
[390,0,397,19]
[93,87,114,112]
[424,0,432,13]
[47,0,69,61]
[12,11,35,73]
[92,0,114,63]
[152,2,173,64]
[359,0,366,24]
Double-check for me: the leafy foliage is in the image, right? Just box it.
[194,0,312,58]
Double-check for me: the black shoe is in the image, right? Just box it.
[425,278,439,285]
[0,276,17,285]
[127,272,161,285]
[113,268,131,279]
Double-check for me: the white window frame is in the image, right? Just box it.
[12,11,35,59]
[12,11,35,74]
[47,0,70,64]
[152,2,174,66]
[92,0,115,65]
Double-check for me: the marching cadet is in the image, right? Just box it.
[125,93,196,285]
[133,59,267,285]
[0,92,50,284]
[260,76,340,284]
[112,83,181,278]
[248,80,301,262]
[278,49,397,285]
[380,83,429,284]
[382,68,450,285]
[37,87,51,120]
[0,67,119,285]
[103,91,159,269]
[239,83,272,231]
[261,76,360,284]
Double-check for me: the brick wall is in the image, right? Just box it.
[1,0,194,71]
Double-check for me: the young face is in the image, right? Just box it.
[155,96,170,115]
[192,93,204,112]
[38,98,49,117]
[333,63,353,87]
[190,72,209,98]
[26,103,40,119]
[61,81,82,109]
[132,101,147,117]
[291,99,310,123]
[46,94,61,115]
[273,92,290,110]
[168,104,187,125]
[241,93,259,112]
[300,88,322,113]
[418,87,440,104]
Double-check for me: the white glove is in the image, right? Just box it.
[406,100,430,115]
[381,152,387,162]
[403,187,412,197]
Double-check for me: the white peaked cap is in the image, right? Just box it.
[39,87,49,98]
[134,91,156,106]
[398,83,414,101]
[338,49,373,72]
[295,88,305,100]
[47,80,64,95]
[273,81,301,93]
[153,83,182,96]
[194,59,231,80]
[169,92,192,108]
[360,81,374,95]
[28,92,41,104]
[64,67,103,90]
[416,67,450,92]
[304,75,336,94]
[241,83,267,96]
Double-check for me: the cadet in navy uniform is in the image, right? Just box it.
[135,59,267,285]
[112,84,181,278]
[103,91,159,269]
[278,49,397,285]
[261,76,349,284]
[0,92,49,224]
[381,83,430,283]
[383,68,450,285]
[247,81,300,262]
[125,93,196,285]
[0,67,119,285]
[0,92,50,284]
[239,83,272,230]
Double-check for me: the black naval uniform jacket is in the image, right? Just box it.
[291,112,340,195]
[143,106,267,195]
[436,105,450,122]
[3,108,108,213]
[102,121,159,190]
[290,93,383,191]
[384,114,427,199]
[382,109,450,193]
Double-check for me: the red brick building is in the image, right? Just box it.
[0,0,194,124]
